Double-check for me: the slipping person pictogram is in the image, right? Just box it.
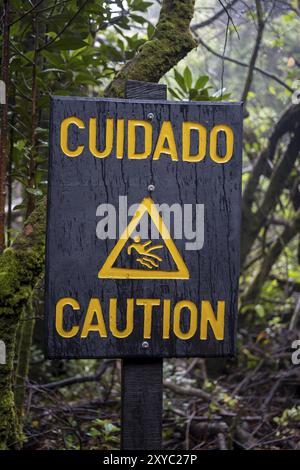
[127,236,163,269]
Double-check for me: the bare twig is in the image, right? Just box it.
[26,7,39,217]
[8,0,45,26]
[289,294,300,330]
[0,0,10,252]
[241,0,265,105]
[197,37,294,93]
[191,0,238,31]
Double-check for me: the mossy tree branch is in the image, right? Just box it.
[105,0,197,98]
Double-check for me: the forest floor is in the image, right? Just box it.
[22,324,300,450]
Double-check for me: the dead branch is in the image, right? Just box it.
[34,360,115,390]
[163,379,211,401]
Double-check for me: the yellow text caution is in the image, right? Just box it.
[55,297,225,341]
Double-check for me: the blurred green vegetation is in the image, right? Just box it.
[1,0,300,450]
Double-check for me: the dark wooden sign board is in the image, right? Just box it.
[45,80,242,449]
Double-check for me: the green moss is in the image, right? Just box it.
[0,198,46,448]
[0,313,23,449]
[0,391,15,450]
[15,299,36,419]
[0,250,20,299]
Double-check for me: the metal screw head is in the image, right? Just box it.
[142,341,149,349]
[147,112,154,120]
[148,184,155,192]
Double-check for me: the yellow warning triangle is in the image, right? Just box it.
[98,197,189,280]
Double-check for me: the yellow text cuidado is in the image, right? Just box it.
[60,117,234,163]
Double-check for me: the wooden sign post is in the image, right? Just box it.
[45,80,243,449]
[121,81,166,450]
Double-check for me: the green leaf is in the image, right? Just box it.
[168,88,182,100]
[269,86,276,95]
[195,75,209,89]
[174,69,187,92]
[12,204,25,211]
[48,37,88,50]
[26,188,43,197]
[40,68,65,74]
[40,50,63,68]
[147,22,155,39]
[130,14,147,25]
[189,88,198,100]
[183,66,192,89]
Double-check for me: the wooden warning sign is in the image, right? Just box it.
[45,94,242,358]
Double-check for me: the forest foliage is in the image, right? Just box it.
[0,0,300,450]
